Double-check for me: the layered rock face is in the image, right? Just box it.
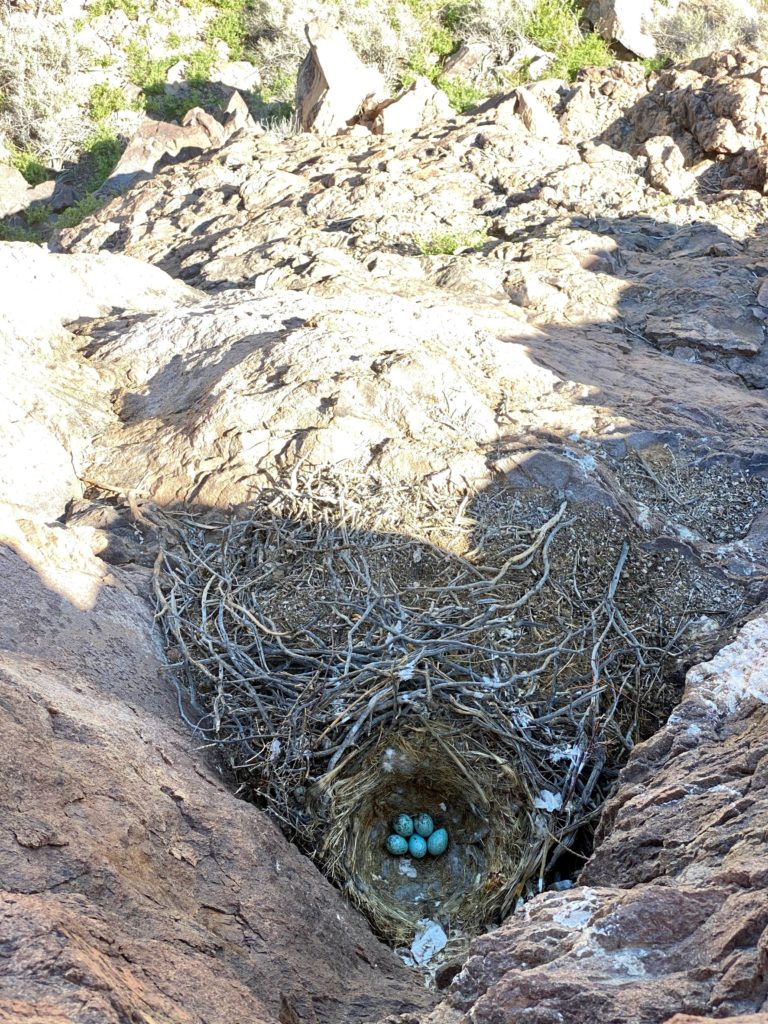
[2,44,768,1024]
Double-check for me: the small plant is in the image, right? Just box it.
[56,193,104,230]
[88,82,126,120]
[206,7,247,57]
[641,55,670,75]
[549,31,613,81]
[185,46,217,85]
[24,202,51,225]
[88,0,142,19]
[0,221,39,242]
[414,228,488,256]
[437,76,485,112]
[83,125,123,189]
[8,145,50,186]
[125,41,176,92]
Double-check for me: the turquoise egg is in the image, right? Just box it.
[413,812,434,838]
[408,834,427,858]
[386,834,409,856]
[427,827,448,856]
[393,813,414,838]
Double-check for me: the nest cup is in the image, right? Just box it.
[314,725,530,943]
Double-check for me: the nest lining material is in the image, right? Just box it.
[151,468,741,943]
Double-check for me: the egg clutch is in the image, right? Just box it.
[385,812,449,859]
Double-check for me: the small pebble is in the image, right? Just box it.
[409,834,428,858]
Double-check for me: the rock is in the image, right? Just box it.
[212,59,261,92]
[224,89,263,135]
[295,20,386,135]
[27,177,80,212]
[516,85,562,142]
[165,58,187,84]
[371,76,455,134]
[584,0,666,57]
[0,244,200,518]
[0,519,432,1024]
[441,41,495,84]
[642,134,696,195]
[99,112,225,195]
[758,279,768,306]
[0,162,31,217]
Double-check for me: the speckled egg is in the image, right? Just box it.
[413,812,434,838]
[408,834,428,858]
[427,827,448,856]
[386,834,409,856]
[393,813,414,838]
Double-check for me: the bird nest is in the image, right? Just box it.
[151,468,734,944]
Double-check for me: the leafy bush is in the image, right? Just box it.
[549,29,613,81]
[438,76,486,112]
[83,125,123,189]
[414,229,488,255]
[56,193,104,229]
[7,144,50,185]
[88,82,127,120]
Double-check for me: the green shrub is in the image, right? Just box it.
[56,194,104,229]
[88,82,126,120]
[8,145,50,185]
[88,0,142,17]
[414,228,488,255]
[185,46,217,85]
[24,202,51,225]
[206,6,247,57]
[125,41,176,92]
[83,125,123,189]
[437,76,486,112]
[0,222,39,242]
[549,31,613,81]
[524,0,579,54]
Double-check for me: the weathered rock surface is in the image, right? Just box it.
[58,50,768,390]
[0,485,431,1024]
[410,612,768,1024]
[100,108,227,195]
[584,0,667,57]
[370,76,455,134]
[295,20,387,134]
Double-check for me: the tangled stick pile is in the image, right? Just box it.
[152,468,736,942]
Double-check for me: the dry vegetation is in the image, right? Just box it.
[150,464,747,942]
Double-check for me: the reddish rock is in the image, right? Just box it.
[0,526,432,1024]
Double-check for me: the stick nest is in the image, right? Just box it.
[151,467,739,943]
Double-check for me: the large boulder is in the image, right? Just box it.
[370,76,456,134]
[583,0,668,57]
[295,20,387,134]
